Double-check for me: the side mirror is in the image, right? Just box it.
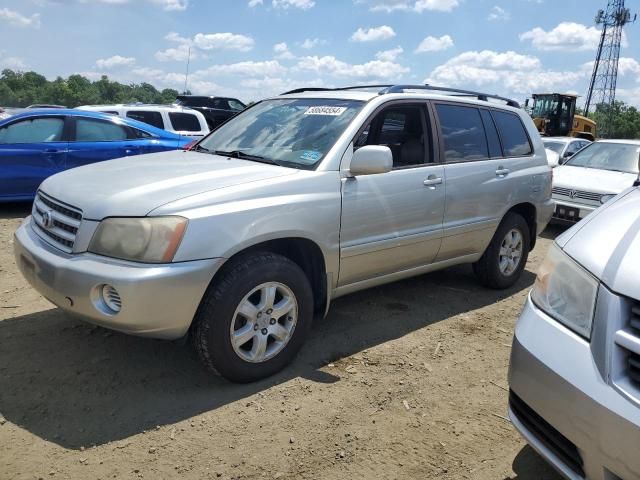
[349,145,393,176]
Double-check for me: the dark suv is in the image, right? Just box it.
[174,95,246,129]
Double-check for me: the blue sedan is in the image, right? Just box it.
[0,109,192,201]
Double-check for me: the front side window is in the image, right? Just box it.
[491,111,533,157]
[126,111,164,129]
[543,141,565,154]
[435,104,488,162]
[75,118,127,142]
[565,142,640,174]
[0,117,64,144]
[197,98,364,170]
[565,141,582,156]
[169,112,201,132]
[357,105,430,168]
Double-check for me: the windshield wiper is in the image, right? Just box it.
[191,144,212,153]
[213,150,280,166]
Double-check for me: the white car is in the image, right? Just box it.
[77,104,209,139]
[551,139,640,223]
[544,148,560,168]
[543,136,591,165]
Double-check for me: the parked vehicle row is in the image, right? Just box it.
[0,109,191,201]
[174,95,246,130]
[77,104,210,139]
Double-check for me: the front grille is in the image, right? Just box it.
[552,187,603,204]
[509,391,585,478]
[617,302,640,386]
[32,191,82,253]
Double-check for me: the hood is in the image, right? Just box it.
[561,187,640,300]
[39,150,297,219]
[553,165,636,194]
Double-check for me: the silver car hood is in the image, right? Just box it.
[560,187,640,300]
[39,151,297,219]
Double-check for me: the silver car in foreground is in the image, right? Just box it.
[509,187,640,479]
[14,84,553,382]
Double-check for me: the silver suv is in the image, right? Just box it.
[509,187,640,480]
[14,85,553,382]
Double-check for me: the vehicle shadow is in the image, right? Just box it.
[0,201,32,220]
[541,223,569,240]
[505,445,563,480]
[0,264,535,450]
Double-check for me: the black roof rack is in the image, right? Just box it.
[281,84,520,108]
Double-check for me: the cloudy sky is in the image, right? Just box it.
[1,0,639,105]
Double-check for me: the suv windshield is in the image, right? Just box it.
[543,141,565,154]
[565,142,640,174]
[197,98,364,169]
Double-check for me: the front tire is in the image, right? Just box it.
[193,252,313,383]
[473,212,530,289]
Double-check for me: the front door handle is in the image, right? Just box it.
[496,167,510,177]
[423,175,443,187]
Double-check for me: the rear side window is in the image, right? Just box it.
[491,111,532,156]
[435,104,488,162]
[0,117,64,144]
[101,111,119,116]
[480,110,502,158]
[228,100,245,111]
[126,111,164,130]
[75,118,127,141]
[169,112,201,132]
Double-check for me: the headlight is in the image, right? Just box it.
[530,243,598,339]
[600,194,615,204]
[89,216,188,263]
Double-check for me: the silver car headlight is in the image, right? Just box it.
[530,243,598,339]
[89,216,188,263]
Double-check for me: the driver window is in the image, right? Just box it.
[357,105,429,168]
[0,117,64,144]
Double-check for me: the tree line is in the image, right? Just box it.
[0,69,180,108]
[1,68,640,139]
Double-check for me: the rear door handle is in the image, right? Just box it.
[496,167,510,177]
[423,176,443,187]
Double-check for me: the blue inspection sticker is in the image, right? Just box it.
[300,150,323,163]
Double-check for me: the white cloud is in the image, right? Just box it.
[272,0,315,9]
[300,38,324,49]
[358,0,459,13]
[149,0,187,10]
[197,60,286,78]
[297,55,409,80]
[488,6,509,21]
[376,46,403,62]
[581,57,640,77]
[0,8,41,28]
[351,25,396,42]
[95,55,136,69]
[273,42,295,60]
[193,32,254,51]
[155,44,192,62]
[415,35,454,53]
[425,50,585,95]
[520,22,601,51]
[0,55,27,70]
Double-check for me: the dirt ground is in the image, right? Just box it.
[0,202,565,480]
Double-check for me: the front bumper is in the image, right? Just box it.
[509,296,640,480]
[14,216,223,339]
[551,197,597,223]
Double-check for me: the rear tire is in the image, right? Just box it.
[192,252,313,383]
[473,212,530,290]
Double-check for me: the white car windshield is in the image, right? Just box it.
[565,142,640,174]
[196,98,364,169]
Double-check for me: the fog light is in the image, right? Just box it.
[101,284,122,314]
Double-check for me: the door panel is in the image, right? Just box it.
[339,165,445,286]
[66,116,132,169]
[0,142,68,199]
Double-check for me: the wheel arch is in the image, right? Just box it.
[209,237,329,320]
[506,202,537,250]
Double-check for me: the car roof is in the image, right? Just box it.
[0,108,181,138]
[542,137,579,143]
[596,139,640,146]
[78,104,200,113]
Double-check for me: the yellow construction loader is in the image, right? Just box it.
[526,93,597,141]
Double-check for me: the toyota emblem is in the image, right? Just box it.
[41,210,53,229]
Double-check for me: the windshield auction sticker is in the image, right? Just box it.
[304,106,347,116]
